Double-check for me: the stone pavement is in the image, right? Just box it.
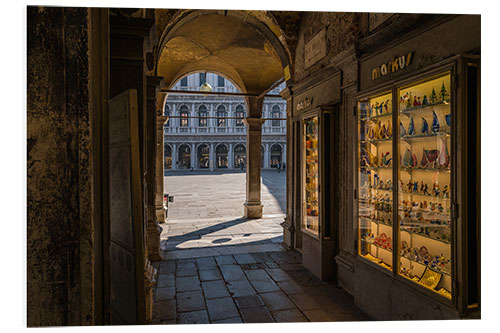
[153,170,371,324]
[160,170,287,259]
[152,251,372,324]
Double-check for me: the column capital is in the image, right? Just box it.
[243,117,265,131]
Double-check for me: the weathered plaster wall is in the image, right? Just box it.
[27,6,94,327]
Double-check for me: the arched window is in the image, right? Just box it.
[197,144,210,168]
[235,105,245,127]
[198,105,208,127]
[271,105,281,127]
[234,144,246,169]
[270,144,283,168]
[178,144,191,169]
[217,105,227,127]
[164,104,170,127]
[164,145,172,169]
[179,105,189,127]
[216,144,228,168]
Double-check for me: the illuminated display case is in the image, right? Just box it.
[303,115,320,235]
[356,58,480,308]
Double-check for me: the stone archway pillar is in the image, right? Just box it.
[243,97,264,218]
[228,143,234,169]
[264,143,270,168]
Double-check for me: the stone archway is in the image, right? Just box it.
[234,143,246,169]
[177,144,191,169]
[215,144,228,168]
[197,144,210,168]
[270,143,282,168]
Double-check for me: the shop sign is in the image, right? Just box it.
[296,97,313,111]
[372,52,413,80]
[304,28,327,69]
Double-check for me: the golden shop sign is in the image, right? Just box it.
[372,52,413,80]
[296,97,313,111]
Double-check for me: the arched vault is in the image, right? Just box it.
[156,10,295,95]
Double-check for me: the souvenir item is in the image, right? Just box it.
[374,120,382,139]
[408,116,415,136]
[384,99,390,113]
[386,121,393,138]
[400,121,406,137]
[400,92,410,109]
[414,97,419,107]
[433,184,440,197]
[431,111,440,133]
[422,95,429,105]
[442,185,449,198]
[403,148,412,167]
[421,117,429,135]
[440,82,448,101]
[430,87,437,104]
[379,123,387,139]
[445,113,451,127]
[366,124,375,140]
[382,152,392,167]
[407,179,413,193]
[423,183,429,195]
[406,92,412,108]
[413,182,419,193]
[437,138,450,169]
[423,149,439,168]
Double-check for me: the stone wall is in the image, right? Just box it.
[27,6,94,327]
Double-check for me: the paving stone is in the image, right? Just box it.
[279,263,304,272]
[199,268,222,281]
[177,290,206,313]
[272,308,308,322]
[215,254,236,266]
[196,257,217,270]
[240,306,275,323]
[303,309,334,322]
[233,253,257,264]
[159,260,175,274]
[277,280,305,295]
[244,269,273,282]
[265,267,292,282]
[260,291,296,312]
[206,297,239,321]
[212,317,243,324]
[157,274,175,288]
[154,287,175,301]
[248,280,280,293]
[220,264,246,281]
[202,280,230,299]
[234,295,264,309]
[176,275,201,292]
[226,280,257,297]
[177,310,210,324]
[153,299,176,321]
[176,261,198,277]
[288,293,322,311]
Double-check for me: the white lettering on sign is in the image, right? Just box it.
[296,97,313,112]
[304,28,327,69]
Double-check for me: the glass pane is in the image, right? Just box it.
[358,92,393,271]
[303,116,319,235]
[397,73,452,300]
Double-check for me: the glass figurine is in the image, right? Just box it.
[420,117,429,135]
[400,121,406,137]
[445,114,451,127]
[408,116,415,136]
[431,111,440,133]
[386,121,393,138]
[430,87,437,104]
[422,95,429,105]
[440,82,448,102]
[382,152,392,167]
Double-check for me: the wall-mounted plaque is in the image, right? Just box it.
[304,28,327,69]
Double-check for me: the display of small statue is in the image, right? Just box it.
[406,92,413,109]
[440,82,448,102]
[413,181,419,193]
[433,183,440,197]
[420,182,425,194]
[407,179,413,193]
[430,87,437,104]
[437,203,444,213]
[442,185,449,198]
[423,183,430,195]
[422,95,429,105]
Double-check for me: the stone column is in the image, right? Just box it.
[280,87,294,248]
[228,143,234,169]
[283,143,287,163]
[243,97,264,218]
[264,143,270,169]
[210,143,215,171]
[191,143,196,169]
[172,143,177,170]
[156,114,167,223]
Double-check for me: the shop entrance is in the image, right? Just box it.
[234,144,246,169]
[197,144,210,168]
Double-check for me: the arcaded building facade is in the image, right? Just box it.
[163,73,287,171]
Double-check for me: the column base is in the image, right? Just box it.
[244,201,263,218]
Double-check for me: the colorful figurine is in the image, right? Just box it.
[437,138,450,169]
[384,99,390,113]
[440,82,448,102]
[433,184,440,197]
[442,185,449,198]
[422,95,429,105]
[413,181,419,193]
[431,111,440,133]
[406,92,413,109]
[400,121,406,137]
[430,87,437,104]
[400,92,410,109]
[414,96,419,107]
[445,113,451,127]
[423,183,430,195]
[403,148,412,167]
[386,121,393,138]
[408,116,415,136]
[382,152,392,167]
[421,117,429,135]
[407,179,413,193]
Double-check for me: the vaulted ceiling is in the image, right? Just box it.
[155,10,302,95]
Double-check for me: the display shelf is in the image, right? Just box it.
[400,167,451,173]
[360,216,393,227]
[360,112,393,122]
[400,219,450,227]
[361,186,393,193]
[360,137,392,144]
[361,166,392,171]
[400,100,450,114]
[400,132,450,141]
[401,228,451,244]
[361,237,393,252]
[401,253,451,276]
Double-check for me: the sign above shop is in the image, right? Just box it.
[296,97,313,112]
[372,52,413,80]
[304,28,327,69]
